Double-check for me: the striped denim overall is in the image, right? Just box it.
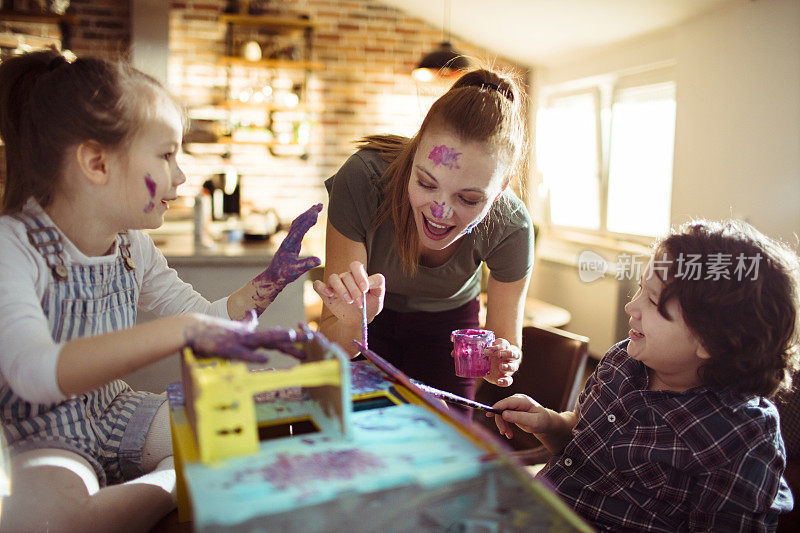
[0,211,165,486]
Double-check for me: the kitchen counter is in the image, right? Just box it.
[148,231,279,267]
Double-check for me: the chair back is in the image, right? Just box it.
[474,324,589,453]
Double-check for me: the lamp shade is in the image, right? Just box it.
[412,41,470,81]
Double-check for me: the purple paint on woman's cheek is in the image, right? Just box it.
[427,145,461,169]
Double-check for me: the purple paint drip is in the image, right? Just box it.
[430,200,453,220]
[427,145,461,170]
[250,204,322,315]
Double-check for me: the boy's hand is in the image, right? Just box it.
[488,394,550,439]
[483,338,521,387]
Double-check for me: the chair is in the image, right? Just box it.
[776,381,800,531]
[474,324,589,464]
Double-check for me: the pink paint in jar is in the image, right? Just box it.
[451,329,495,378]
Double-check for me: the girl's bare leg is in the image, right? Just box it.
[1,447,175,532]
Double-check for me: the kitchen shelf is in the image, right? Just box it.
[0,9,78,26]
[218,56,323,71]
[190,101,320,113]
[219,14,316,32]
[0,9,78,50]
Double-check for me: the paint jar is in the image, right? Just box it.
[451,329,495,378]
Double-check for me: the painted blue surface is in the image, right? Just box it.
[183,403,486,527]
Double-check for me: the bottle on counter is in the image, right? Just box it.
[193,190,213,249]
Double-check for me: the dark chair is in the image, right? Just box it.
[776,382,800,531]
[474,324,589,464]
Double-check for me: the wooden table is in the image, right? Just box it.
[478,294,571,330]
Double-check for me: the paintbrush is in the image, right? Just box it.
[361,292,368,350]
[353,340,503,415]
[409,380,504,415]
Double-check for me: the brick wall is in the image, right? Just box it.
[167,0,530,222]
[0,0,131,187]
[1,1,529,225]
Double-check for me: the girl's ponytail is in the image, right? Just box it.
[0,50,61,214]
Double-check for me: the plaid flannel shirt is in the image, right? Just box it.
[538,340,793,532]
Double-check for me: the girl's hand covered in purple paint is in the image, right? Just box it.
[185,312,312,362]
[312,260,386,327]
[249,204,323,315]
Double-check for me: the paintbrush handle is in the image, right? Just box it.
[410,380,503,415]
[361,292,368,350]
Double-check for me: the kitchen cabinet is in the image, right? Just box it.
[184,14,320,158]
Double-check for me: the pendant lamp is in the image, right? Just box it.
[412,0,470,82]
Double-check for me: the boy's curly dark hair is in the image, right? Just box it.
[652,220,800,397]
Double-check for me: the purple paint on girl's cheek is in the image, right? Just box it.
[143,174,157,213]
[427,145,462,170]
[144,174,157,197]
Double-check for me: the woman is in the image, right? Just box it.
[314,68,534,407]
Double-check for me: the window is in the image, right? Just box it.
[536,68,676,238]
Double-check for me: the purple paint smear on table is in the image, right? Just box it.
[143,173,156,213]
[430,200,453,220]
[245,449,384,490]
[350,361,388,395]
[250,204,322,315]
[427,145,461,170]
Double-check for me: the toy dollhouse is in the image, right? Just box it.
[168,327,590,532]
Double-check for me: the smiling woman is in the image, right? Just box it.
[313,68,535,412]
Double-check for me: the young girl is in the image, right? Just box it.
[313,67,534,409]
[0,50,320,531]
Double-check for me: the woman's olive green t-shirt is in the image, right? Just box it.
[325,149,534,313]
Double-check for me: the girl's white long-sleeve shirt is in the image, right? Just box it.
[0,200,229,405]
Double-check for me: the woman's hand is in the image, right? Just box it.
[489,393,550,439]
[313,260,385,327]
[483,337,521,387]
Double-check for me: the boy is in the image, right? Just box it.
[492,220,799,532]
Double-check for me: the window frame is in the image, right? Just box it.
[535,65,677,248]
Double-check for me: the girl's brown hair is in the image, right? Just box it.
[653,219,800,397]
[0,50,182,214]
[359,67,528,276]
